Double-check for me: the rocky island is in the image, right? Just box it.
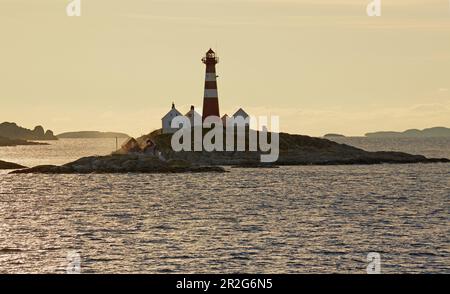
[11,130,449,174]
[134,130,449,166]
[11,155,225,174]
[0,122,57,141]
[365,127,450,138]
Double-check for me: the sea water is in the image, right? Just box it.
[0,138,449,273]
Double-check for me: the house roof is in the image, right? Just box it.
[121,137,138,148]
[232,108,249,118]
[162,106,182,121]
[185,107,201,118]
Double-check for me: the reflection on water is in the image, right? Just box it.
[0,164,449,273]
[328,137,450,159]
[0,138,449,273]
[0,138,127,167]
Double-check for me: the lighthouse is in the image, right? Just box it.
[202,48,220,121]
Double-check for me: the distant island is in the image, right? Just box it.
[57,131,130,139]
[365,127,450,138]
[0,122,57,140]
[323,133,346,138]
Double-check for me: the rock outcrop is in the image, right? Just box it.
[0,160,27,170]
[10,129,449,174]
[0,122,57,140]
[136,130,450,166]
[11,155,225,174]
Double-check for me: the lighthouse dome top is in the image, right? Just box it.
[203,48,219,64]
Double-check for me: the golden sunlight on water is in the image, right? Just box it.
[0,166,449,273]
[0,138,449,273]
[0,138,128,167]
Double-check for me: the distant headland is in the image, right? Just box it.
[365,127,450,138]
[57,131,130,139]
[0,122,57,141]
[323,133,346,138]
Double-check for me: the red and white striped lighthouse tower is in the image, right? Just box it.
[202,48,220,121]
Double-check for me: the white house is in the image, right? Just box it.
[185,105,202,127]
[162,103,183,134]
[162,104,251,133]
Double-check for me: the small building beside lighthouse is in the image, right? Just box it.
[185,105,202,127]
[162,103,182,134]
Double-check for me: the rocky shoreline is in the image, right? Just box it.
[153,149,450,166]
[139,131,450,166]
[10,150,449,174]
[0,122,57,140]
[11,155,225,174]
[6,131,450,174]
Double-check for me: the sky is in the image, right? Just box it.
[0,0,449,137]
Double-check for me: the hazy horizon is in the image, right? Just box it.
[1,0,449,137]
